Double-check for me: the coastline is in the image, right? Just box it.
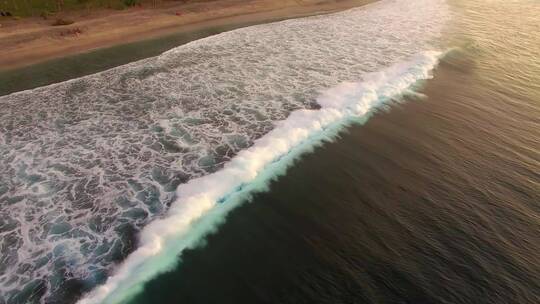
[0,0,373,72]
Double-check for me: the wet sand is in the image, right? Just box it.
[0,0,373,72]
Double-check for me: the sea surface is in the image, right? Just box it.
[0,0,539,303]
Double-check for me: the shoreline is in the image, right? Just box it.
[0,0,374,72]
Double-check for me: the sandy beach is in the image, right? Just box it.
[0,0,373,71]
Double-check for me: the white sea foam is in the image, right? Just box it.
[0,0,449,302]
[78,51,442,304]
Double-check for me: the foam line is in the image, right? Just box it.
[77,51,441,304]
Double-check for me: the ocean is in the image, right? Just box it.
[0,0,538,303]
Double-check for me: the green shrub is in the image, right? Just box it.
[122,0,140,7]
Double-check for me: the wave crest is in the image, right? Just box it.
[78,50,442,304]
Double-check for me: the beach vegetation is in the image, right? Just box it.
[122,0,140,7]
[0,0,162,17]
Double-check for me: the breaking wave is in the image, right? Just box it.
[78,51,443,304]
[0,0,449,303]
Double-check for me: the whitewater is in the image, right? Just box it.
[0,0,449,303]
